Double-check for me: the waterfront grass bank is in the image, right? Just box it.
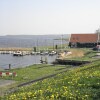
[1,60,100,100]
[0,48,100,99]
[0,64,72,96]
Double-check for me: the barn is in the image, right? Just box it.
[69,33,100,48]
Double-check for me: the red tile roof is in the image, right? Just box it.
[70,34,98,43]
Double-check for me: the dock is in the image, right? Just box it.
[56,58,90,66]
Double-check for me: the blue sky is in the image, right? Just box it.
[0,0,100,35]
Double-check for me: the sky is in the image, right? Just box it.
[0,0,100,35]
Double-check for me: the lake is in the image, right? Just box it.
[0,35,69,48]
[0,35,69,69]
[0,54,57,69]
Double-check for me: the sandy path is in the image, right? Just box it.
[59,49,84,59]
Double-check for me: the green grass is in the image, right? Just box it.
[0,64,70,84]
[1,60,100,100]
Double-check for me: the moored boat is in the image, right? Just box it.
[13,51,23,56]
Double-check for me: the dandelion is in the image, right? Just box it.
[51,94,54,99]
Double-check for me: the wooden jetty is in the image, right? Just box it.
[56,58,90,66]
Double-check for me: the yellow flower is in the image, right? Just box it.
[51,94,54,98]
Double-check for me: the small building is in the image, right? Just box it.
[69,33,100,48]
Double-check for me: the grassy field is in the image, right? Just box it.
[0,64,71,84]
[0,64,72,96]
[1,60,100,100]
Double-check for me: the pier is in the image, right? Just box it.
[55,58,90,66]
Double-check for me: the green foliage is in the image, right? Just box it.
[33,47,36,52]
[0,64,69,84]
[2,61,100,100]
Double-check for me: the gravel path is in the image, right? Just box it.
[0,79,16,87]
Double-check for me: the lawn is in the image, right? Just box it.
[0,64,70,84]
[0,64,72,97]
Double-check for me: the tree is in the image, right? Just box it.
[55,45,58,49]
[34,47,36,52]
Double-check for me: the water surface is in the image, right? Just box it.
[0,54,57,69]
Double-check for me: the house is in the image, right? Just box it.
[69,33,100,48]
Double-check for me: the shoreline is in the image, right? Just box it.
[0,47,32,51]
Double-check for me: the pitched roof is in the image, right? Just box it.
[70,34,98,43]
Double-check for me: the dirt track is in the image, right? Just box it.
[0,79,16,87]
